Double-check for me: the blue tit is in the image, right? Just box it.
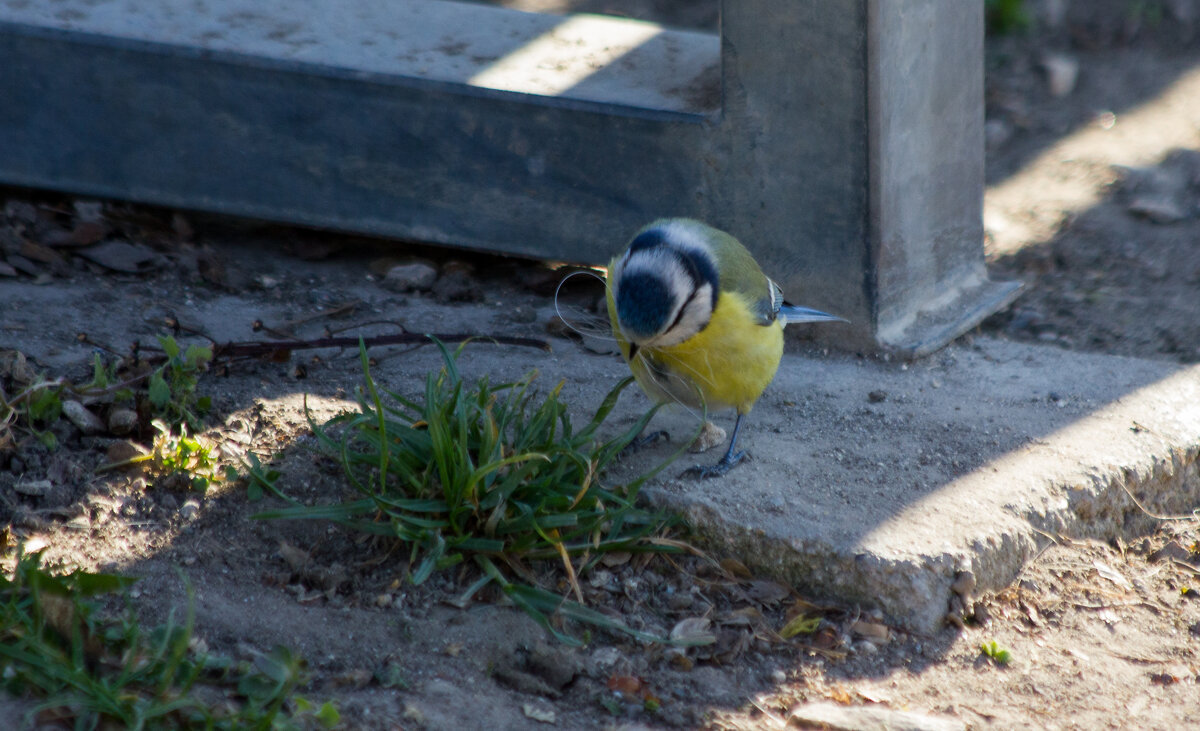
[606,218,844,477]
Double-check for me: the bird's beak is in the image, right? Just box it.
[780,305,849,324]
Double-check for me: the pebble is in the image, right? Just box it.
[107,408,139,435]
[381,261,438,292]
[13,479,52,496]
[951,570,976,597]
[1041,53,1080,97]
[984,118,1012,149]
[179,499,200,520]
[61,400,105,435]
[790,701,966,731]
[1127,197,1188,224]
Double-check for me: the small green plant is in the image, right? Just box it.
[985,0,1031,34]
[980,640,1013,665]
[255,340,695,645]
[0,547,336,729]
[149,419,222,492]
[2,335,212,453]
[148,335,213,429]
[21,381,65,449]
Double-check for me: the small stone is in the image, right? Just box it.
[13,479,52,497]
[76,240,159,274]
[985,118,1012,149]
[61,401,105,435]
[106,440,150,465]
[951,570,976,597]
[1041,53,1080,97]
[1127,197,1188,224]
[179,499,200,521]
[972,601,992,626]
[790,701,966,731]
[72,200,105,222]
[382,261,438,292]
[867,390,887,403]
[432,267,483,302]
[528,642,581,690]
[107,408,139,435]
[668,592,695,611]
[508,305,539,324]
[689,420,727,454]
[588,647,622,676]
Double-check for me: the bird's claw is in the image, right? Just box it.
[681,450,747,479]
[622,429,670,456]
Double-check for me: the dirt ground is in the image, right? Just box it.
[3,1,1200,729]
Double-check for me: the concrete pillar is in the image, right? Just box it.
[0,0,1017,355]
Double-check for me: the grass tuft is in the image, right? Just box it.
[253,339,694,644]
[0,547,336,729]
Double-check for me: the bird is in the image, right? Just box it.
[605,218,844,477]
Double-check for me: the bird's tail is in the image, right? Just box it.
[778,305,848,325]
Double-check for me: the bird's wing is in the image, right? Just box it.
[706,229,778,326]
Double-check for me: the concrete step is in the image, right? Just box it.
[624,337,1200,632]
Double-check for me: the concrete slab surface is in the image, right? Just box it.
[0,0,719,113]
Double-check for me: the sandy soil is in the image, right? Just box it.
[3,1,1200,729]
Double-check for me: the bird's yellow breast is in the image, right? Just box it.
[610,289,783,415]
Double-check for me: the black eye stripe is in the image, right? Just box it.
[666,283,702,333]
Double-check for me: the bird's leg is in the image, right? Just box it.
[682,413,747,478]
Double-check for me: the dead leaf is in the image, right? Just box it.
[856,687,893,704]
[670,617,716,646]
[600,551,631,567]
[746,580,790,605]
[76,240,159,273]
[1150,540,1194,564]
[278,540,311,572]
[607,675,642,695]
[780,613,821,639]
[331,668,372,688]
[711,628,752,663]
[19,239,63,265]
[667,650,694,671]
[719,557,752,579]
[850,620,891,644]
[811,626,842,651]
[1092,560,1132,591]
[1020,599,1043,627]
[718,606,764,627]
[827,684,854,705]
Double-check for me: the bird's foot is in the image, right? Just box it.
[681,449,747,479]
[622,429,670,455]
